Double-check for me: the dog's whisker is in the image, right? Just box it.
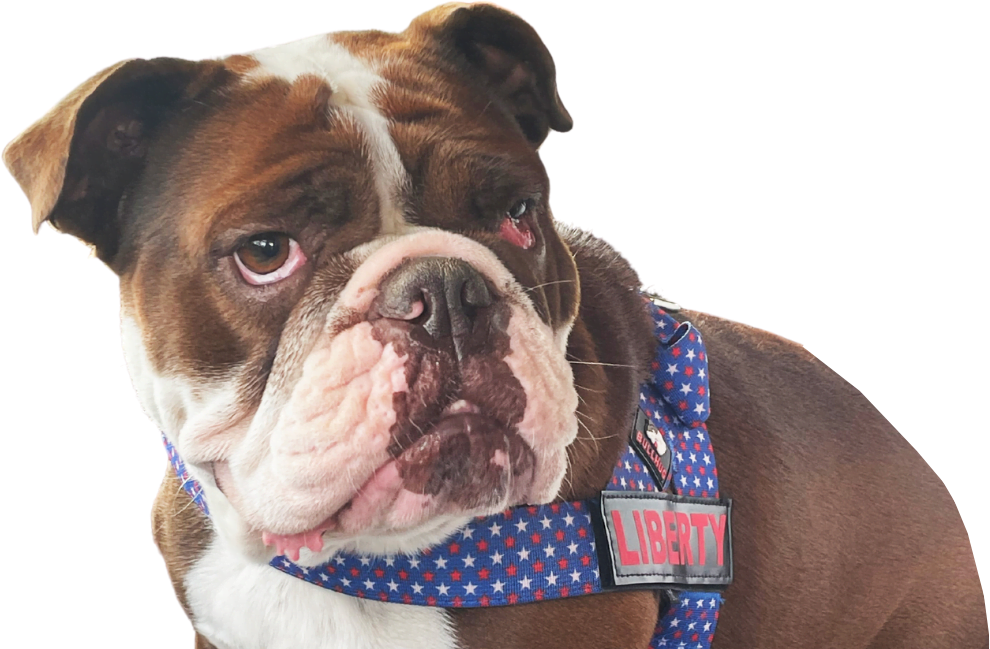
[523,279,577,293]
[567,359,638,369]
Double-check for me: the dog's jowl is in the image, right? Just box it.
[5,4,985,649]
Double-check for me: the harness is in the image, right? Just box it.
[165,297,733,648]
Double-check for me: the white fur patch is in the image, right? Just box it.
[186,537,457,649]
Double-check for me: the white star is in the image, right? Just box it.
[693,476,701,488]
[384,556,395,567]
[517,547,531,561]
[584,514,592,523]
[696,430,705,441]
[563,513,575,527]
[492,580,505,593]
[300,567,309,575]
[544,544,555,557]
[540,516,553,530]
[703,622,712,632]
[670,618,680,628]
[709,598,718,608]
[281,559,291,567]
[363,579,375,590]
[546,572,558,586]
[703,454,711,466]
[699,368,706,380]
[689,452,697,463]
[680,475,688,487]
[694,402,706,415]
[437,583,450,596]
[688,622,697,631]
[590,541,596,551]
[570,569,582,582]
[461,527,474,539]
[334,556,346,566]
[666,363,679,376]
[464,582,478,595]
[620,476,627,488]
[514,519,528,533]
[359,556,371,566]
[387,579,399,592]
[435,557,448,569]
[567,541,579,555]
[409,557,421,569]
[492,551,504,564]
[463,554,476,568]
[624,460,632,470]
[412,582,424,594]
[341,577,351,587]
[707,477,715,489]
[686,348,696,361]
[676,451,684,463]
[680,383,692,395]
[681,597,691,607]
[489,522,502,536]
[520,576,532,590]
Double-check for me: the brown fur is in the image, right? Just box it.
[7,3,986,648]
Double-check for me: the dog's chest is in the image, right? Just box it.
[185,538,457,649]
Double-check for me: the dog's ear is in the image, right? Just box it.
[3,57,227,266]
[409,3,572,146]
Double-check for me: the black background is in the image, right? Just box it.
[7,3,985,646]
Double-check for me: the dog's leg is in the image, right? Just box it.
[194,634,218,649]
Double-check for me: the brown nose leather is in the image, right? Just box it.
[375,257,494,360]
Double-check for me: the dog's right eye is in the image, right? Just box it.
[234,233,307,285]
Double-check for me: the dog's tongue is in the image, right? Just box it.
[261,528,326,562]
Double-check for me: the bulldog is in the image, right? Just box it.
[4,4,986,648]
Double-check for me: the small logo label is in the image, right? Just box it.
[630,409,672,491]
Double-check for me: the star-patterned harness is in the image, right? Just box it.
[164,296,731,649]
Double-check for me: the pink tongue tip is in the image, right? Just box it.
[262,528,326,562]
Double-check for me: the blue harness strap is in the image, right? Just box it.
[163,298,730,648]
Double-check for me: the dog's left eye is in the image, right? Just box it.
[233,233,307,285]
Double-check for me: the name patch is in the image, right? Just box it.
[593,491,732,590]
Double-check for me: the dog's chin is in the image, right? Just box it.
[216,406,545,565]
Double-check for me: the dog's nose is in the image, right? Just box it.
[374,257,494,360]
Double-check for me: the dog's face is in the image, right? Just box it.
[5,4,618,562]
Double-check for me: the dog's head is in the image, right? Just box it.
[5,4,653,562]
